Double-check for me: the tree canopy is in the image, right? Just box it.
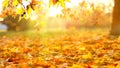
[0,0,70,19]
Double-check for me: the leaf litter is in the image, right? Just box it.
[0,33,120,68]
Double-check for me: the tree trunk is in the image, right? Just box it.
[110,0,120,35]
[1,15,28,31]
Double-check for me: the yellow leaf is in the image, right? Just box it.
[10,47,19,52]
[116,63,120,68]
[59,0,65,8]
[2,0,9,8]
[65,0,70,2]
[117,36,120,41]
[49,0,53,7]
[43,48,50,54]
[90,65,98,68]
[69,64,84,68]
[16,4,25,14]
[78,46,85,50]
[27,5,33,18]
[12,0,18,7]
[82,52,92,59]
[107,65,115,68]
[63,45,70,50]
[50,65,56,68]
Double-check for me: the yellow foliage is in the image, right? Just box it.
[59,0,65,8]
[2,0,9,8]
[16,4,25,14]
[27,5,33,18]
[12,0,18,7]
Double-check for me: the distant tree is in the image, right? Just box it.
[1,15,29,31]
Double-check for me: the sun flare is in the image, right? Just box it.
[46,6,63,17]
[43,0,114,17]
[0,0,114,18]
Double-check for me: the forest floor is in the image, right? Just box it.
[0,28,120,68]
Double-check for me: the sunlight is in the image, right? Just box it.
[0,0,3,12]
[44,0,114,17]
[46,6,63,17]
[65,0,83,8]
[96,0,113,6]
[30,11,39,21]
[0,0,114,18]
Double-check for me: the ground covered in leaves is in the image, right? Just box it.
[0,29,120,68]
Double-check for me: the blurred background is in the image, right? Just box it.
[0,0,114,32]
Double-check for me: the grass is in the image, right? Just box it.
[0,27,109,39]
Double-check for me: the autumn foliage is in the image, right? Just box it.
[62,2,113,29]
[0,0,119,68]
